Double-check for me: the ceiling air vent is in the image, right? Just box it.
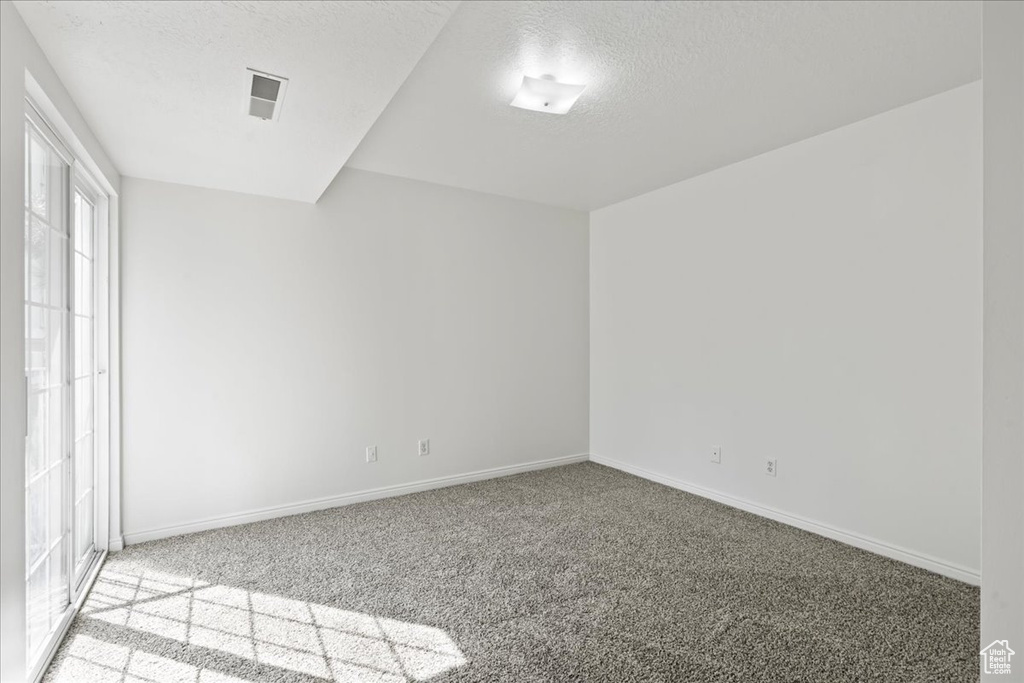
[244,68,288,121]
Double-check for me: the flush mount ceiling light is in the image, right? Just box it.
[510,75,586,115]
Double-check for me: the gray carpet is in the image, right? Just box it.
[45,462,979,682]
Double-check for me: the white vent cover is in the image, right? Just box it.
[244,68,288,121]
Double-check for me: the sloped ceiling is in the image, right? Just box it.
[16,1,981,210]
[346,1,981,210]
[13,0,459,202]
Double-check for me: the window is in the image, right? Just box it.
[24,105,71,668]
[72,182,98,588]
[24,100,107,679]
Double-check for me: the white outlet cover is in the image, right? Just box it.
[711,446,722,464]
[766,458,777,477]
[366,446,377,463]
[418,439,430,456]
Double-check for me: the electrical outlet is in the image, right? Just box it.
[711,445,722,464]
[418,439,430,456]
[765,458,777,477]
[365,446,377,463]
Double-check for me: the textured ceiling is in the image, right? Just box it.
[346,0,982,210]
[16,1,981,210]
[13,0,458,202]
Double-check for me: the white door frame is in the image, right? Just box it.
[24,83,121,683]
[25,75,121,556]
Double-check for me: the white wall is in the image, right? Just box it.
[590,83,982,580]
[119,170,589,540]
[1,2,120,680]
[981,1,1023,675]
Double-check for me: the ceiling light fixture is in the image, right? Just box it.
[510,75,585,115]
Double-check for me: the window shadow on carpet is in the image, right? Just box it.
[46,566,466,682]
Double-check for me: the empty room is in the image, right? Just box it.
[1,1,1022,682]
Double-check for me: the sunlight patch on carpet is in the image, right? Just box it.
[48,566,466,683]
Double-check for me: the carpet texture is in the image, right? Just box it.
[45,462,979,682]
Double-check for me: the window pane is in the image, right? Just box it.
[73,193,81,256]
[81,257,92,317]
[29,133,49,220]
[46,466,63,551]
[74,253,93,318]
[83,317,93,376]
[26,556,49,659]
[26,477,48,569]
[50,232,65,309]
[27,306,47,392]
[28,216,47,305]
[75,491,94,563]
[75,317,93,379]
[47,386,63,469]
[74,438,93,500]
[48,536,68,628]
[27,391,46,480]
[48,165,66,239]
[83,379,93,436]
[48,308,64,391]
[79,197,93,259]
[75,378,93,440]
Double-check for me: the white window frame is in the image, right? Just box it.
[24,92,117,683]
[70,170,102,593]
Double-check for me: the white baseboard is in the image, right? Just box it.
[590,454,981,586]
[108,536,124,552]
[121,451,979,586]
[123,453,590,546]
